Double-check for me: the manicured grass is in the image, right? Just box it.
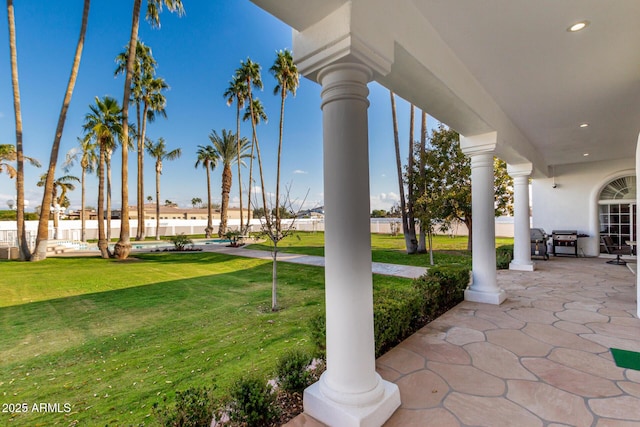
[247,232,514,267]
[0,252,409,426]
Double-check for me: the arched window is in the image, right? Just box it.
[599,176,636,252]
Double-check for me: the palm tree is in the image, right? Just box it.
[145,137,181,240]
[115,0,184,259]
[37,174,80,240]
[30,0,90,261]
[223,76,248,233]
[195,144,217,237]
[267,49,299,310]
[63,137,98,242]
[209,129,250,237]
[83,96,122,258]
[0,144,17,178]
[241,98,267,229]
[115,41,168,240]
[7,0,29,259]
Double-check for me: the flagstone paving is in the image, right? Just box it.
[285,257,640,426]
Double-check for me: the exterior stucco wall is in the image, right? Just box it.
[532,158,635,257]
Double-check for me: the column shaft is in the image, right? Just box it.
[510,171,535,271]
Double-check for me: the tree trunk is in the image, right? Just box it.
[218,164,232,236]
[81,166,86,242]
[418,110,427,253]
[155,163,161,240]
[465,217,473,251]
[32,0,90,261]
[97,145,109,258]
[106,151,112,242]
[205,165,213,238]
[390,91,416,254]
[235,105,244,234]
[7,0,29,260]
[406,105,417,250]
[136,102,148,240]
[275,84,287,241]
[114,0,141,260]
[272,243,278,311]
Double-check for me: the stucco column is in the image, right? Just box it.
[461,133,506,305]
[303,62,400,426]
[636,132,640,318]
[508,163,535,271]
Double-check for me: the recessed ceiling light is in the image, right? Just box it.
[568,21,590,32]
[583,153,590,157]
[580,123,589,128]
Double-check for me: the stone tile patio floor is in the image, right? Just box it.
[287,257,640,427]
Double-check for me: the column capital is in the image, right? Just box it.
[292,2,393,82]
[507,162,533,178]
[460,131,497,156]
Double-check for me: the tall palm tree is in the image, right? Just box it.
[115,0,184,259]
[31,0,90,261]
[223,76,248,233]
[241,98,267,229]
[83,96,122,259]
[63,137,98,242]
[37,174,80,240]
[0,144,17,178]
[7,0,28,259]
[145,137,181,240]
[209,129,250,237]
[195,144,217,238]
[267,49,299,310]
[236,59,264,230]
[115,41,168,240]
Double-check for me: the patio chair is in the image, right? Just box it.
[601,235,631,265]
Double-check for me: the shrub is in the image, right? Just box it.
[228,375,279,427]
[169,233,193,251]
[426,264,470,307]
[309,313,326,357]
[374,287,423,356]
[276,349,314,394]
[153,386,217,427]
[496,244,514,269]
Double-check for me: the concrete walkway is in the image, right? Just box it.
[204,245,428,279]
[287,257,640,426]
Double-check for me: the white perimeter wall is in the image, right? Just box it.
[532,158,635,257]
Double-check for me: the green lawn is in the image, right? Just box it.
[0,252,409,426]
[247,232,514,267]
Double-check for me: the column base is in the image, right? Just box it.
[465,288,507,305]
[509,261,535,271]
[303,375,400,427]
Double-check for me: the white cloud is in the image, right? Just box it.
[370,192,400,211]
[293,169,308,175]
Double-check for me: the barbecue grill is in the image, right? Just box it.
[530,228,550,260]
[552,230,580,257]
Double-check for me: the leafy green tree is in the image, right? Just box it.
[191,197,202,208]
[208,129,250,237]
[371,209,388,218]
[64,137,98,242]
[146,137,182,240]
[31,0,90,261]
[83,96,122,258]
[114,0,184,260]
[412,124,513,252]
[195,144,217,237]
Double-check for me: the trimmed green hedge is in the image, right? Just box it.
[310,264,471,358]
[496,244,514,269]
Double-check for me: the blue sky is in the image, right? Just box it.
[0,0,435,213]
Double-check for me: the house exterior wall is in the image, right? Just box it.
[532,158,635,257]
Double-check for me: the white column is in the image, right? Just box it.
[303,62,400,427]
[508,163,535,271]
[461,133,506,305]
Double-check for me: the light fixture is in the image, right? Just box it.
[580,123,589,128]
[568,21,589,32]
[583,153,590,157]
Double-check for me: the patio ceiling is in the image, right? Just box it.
[251,0,640,178]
